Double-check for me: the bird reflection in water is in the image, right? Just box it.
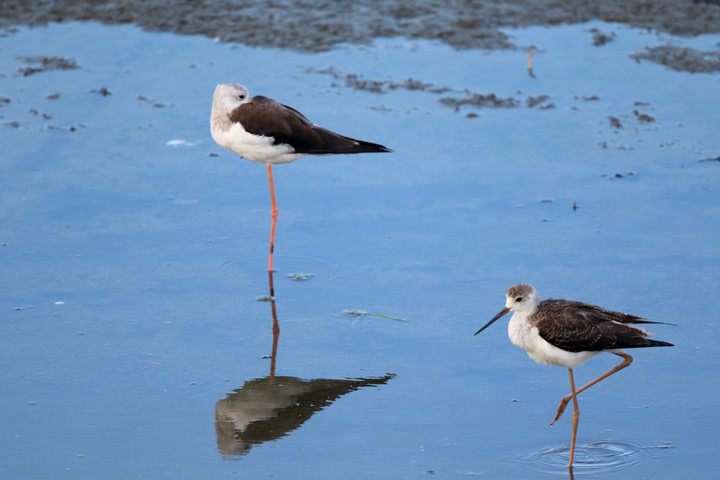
[215,373,394,456]
[215,270,395,457]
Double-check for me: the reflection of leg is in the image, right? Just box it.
[551,353,633,425]
[267,164,279,272]
[568,368,579,468]
[269,298,280,379]
[527,46,536,78]
[268,270,280,379]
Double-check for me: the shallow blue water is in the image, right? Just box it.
[1,21,719,479]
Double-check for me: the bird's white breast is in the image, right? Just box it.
[508,313,598,368]
[211,122,305,165]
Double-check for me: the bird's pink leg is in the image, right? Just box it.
[267,164,278,272]
[568,368,580,468]
[551,353,633,425]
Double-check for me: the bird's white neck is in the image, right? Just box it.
[507,311,537,351]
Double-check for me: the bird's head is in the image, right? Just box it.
[474,283,540,335]
[212,83,250,115]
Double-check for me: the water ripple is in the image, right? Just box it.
[505,440,653,476]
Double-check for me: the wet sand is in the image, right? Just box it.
[2,0,720,53]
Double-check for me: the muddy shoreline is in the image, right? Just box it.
[2,1,720,52]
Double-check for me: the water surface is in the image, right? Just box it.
[1,21,719,479]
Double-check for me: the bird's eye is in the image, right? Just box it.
[238,94,245,100]
[515,296,523,302]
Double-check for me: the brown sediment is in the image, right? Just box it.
[1,1,719,53]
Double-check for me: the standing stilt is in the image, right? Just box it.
[211,84,389,273]
[267,164,278,272]
[474,284,673,468]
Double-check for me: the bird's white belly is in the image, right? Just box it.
[508,315,598,368]
[213,123,305,164]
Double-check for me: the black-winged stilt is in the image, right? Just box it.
[474,283,673,468]
[210,83,390,271]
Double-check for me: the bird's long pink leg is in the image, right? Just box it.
[568,368,580,468]
[267,164,278,272]
[551,353,633,425]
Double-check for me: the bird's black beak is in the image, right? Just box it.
[474,307,510,336]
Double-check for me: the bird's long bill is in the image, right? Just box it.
[474,307,510,336]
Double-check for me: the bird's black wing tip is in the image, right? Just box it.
[631,318,678,327]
